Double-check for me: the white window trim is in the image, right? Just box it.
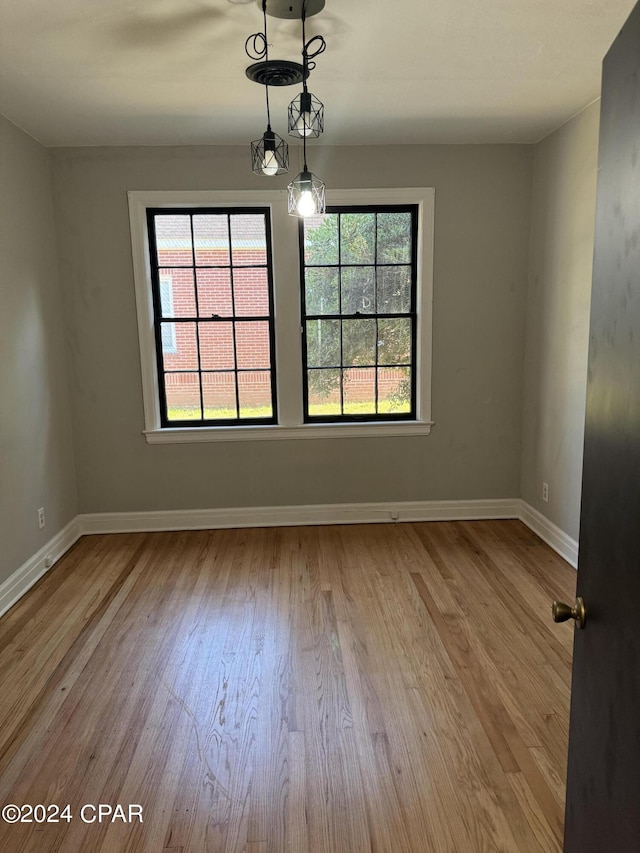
[128,188,434,443]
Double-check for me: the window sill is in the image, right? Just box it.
[143,421,434,444]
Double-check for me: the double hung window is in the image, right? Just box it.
[147,208,277,426]
[301,206,417,422]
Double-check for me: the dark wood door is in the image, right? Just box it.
[564,3,640,850]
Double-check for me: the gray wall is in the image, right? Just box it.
[52,144,532,513]
[0,117,77,583]
[521,102,601,539]
[0,112,600,556]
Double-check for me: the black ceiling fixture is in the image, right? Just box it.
[245,0,327,215]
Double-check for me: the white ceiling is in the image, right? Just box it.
[0,0,635,148]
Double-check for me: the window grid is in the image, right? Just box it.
[159,276,177,353]
[374,212,379,411]
[188,213,206,420]
[226,213,240,420]
[300,205,418,423]
[147,208,278,427]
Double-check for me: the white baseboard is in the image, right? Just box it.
[77,498,521,535]
[0,518,82,619]
[518,500,579,568]
[1,498,577,620]
[78,500,578,567]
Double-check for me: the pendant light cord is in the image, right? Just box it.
[302,1,308,96]
[262,0,272,130]
[300,0,325,164]
[298,1,326,174]
[301,1,308,170]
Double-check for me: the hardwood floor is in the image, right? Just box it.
[0,521,576,852]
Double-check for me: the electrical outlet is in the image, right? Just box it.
[542,482,549,503]
[38,507,45,529]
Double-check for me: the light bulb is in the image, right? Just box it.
[297,189,316,217]
[261,150,278,176]
[295,111,313,137]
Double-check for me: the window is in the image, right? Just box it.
[301,206,417,422]
[147,208,277,426]
[159,275,177,354]
[128,189,433,443]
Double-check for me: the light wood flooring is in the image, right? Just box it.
[0,521,576,852]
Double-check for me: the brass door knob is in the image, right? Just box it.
[552,597,586,629]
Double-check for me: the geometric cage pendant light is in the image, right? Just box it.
[287,6,325,139]
[287,165,326,216]
[288,88,324,139]
[248,2,289,176]
[251,126,289,176]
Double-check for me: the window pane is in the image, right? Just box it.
[340,213,375,264]
[161,322,198,371]
[158,269,196,318]
[238,371,273,419]
[230,214,267,266]
[377,212,412,264]
[233,267,269,317]
[193,214,230,266]
[377,318,412,365]
[304,213,338,265]
[378,367,411,414]
[341,267,375,314]
[159,319,176,355]
[154,215,192,267]
[343,318,376,366]
[196,268,233,318]
[202,372,238,419]
[198,322,235,371]
[165,373,201,421]
[343,368,376,415]
[235,321,271,369]
[377,266,411,314]
[305,268,339,315]
[307,369,341,416]
[306,319,340,367]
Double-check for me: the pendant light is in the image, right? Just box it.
[249,2,289,176]
[287,164,326,216]
[287,15,325,139]
[287,2,326,215]
[287,104,325,217]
